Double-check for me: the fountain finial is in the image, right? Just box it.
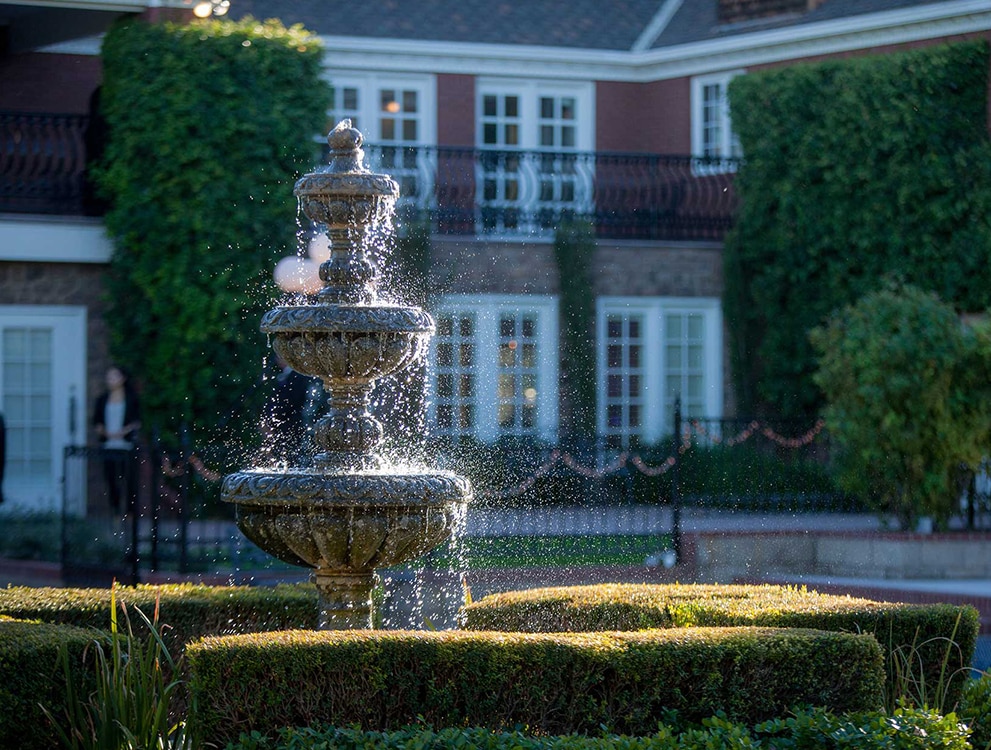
[323,119,366,174]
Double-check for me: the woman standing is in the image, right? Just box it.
[93,365,141,513]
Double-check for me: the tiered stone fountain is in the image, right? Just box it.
[222,121,472,629]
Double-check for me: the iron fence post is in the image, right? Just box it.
[671,398,682,563]
[179,423,190,575]
[150,429,160,572]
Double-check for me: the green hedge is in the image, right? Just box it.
[458,583,979,709]
[225,707,972,750]
[0,617,105,750]
[187,627,884,745]
[724,40,991,419]
[0,583,318,650]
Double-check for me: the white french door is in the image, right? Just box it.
[0,306,87,513]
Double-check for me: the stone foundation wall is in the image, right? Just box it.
[693,530,991,582]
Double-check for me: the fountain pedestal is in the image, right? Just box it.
[222,121,471,629]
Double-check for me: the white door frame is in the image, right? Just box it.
[0,305,87,514]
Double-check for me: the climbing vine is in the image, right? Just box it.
[553,220,597,437]
[724,40,991,419]
[97,17,330,451]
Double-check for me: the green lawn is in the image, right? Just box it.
[437,533,673,569]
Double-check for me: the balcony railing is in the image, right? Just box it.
[0,112,740,241]
[339,144,740,241]
[0,111,94,216]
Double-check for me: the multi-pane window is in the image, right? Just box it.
[324,73,436,213]
[497,313,538,433]
[0,306,86,512]
[476,81,592,236]
[434,313,476,436]
[480,93,523,232]
[691,71,743,172]
[664,312,706,423]
[430,295,558,442]
[2,327,53,481]
[597,298,722,448]
[603,314,645,449]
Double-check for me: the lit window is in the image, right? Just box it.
[430,295,558,442]
[597,298,723,448]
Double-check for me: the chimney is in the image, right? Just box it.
[717,0,824,25]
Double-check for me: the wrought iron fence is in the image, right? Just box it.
[0,111,92,215]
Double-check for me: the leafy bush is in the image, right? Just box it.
[0,618,104,750]
[187,627,884,746]
[225,706,971,750]
[458,583,979,710]
[0,583,318,651]
[725,40,991,419]
[98,17,330,450]
[810,282,991,528]
[960,673,991,750]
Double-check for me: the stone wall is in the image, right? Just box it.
[692,530,991,582]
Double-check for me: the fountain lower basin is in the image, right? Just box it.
[223,467,470,628]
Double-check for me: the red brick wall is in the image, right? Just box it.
[0,260,110,430]
[0,53,102,113]
[596,78,691,154]
[437,74,475,147]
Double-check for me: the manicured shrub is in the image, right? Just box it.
[224,706,971,750]
[810,282,991,529]
[0,583,318,650]
[0,617,105,750]
[458,583,979,709]
[187,626,884,746]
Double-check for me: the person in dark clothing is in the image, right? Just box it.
[93,365,141,513]
[261,354,313,464]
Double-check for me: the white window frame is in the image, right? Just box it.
[322,71,437,214]
[475,79,594,237]
[690,70,744,175]
[596,297,723,447]
[0,305,87,514]
[429,294,559,443]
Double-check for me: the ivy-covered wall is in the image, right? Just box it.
[724,40,991,419]
[98,17,330,450]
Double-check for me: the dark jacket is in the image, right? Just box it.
[92,391,141,443]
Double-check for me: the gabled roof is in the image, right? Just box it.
[228,0,666,51]
[230,0,959,52]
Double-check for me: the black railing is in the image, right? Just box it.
[0,111,93,216]
[344,143,740,241]
[0,113,741,239]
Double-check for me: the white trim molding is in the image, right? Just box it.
[0,218,113,264]
[317,0,991,82]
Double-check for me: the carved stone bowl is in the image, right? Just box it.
[222,469,470,572]
[262,304,433,384]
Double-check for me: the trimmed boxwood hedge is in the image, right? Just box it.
[0,617,106,750]
[187,626,884,746]
[458,583,979,708]
[0,583,318,650]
